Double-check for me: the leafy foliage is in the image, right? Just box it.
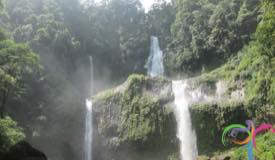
[0,117,25,154]
[147,0,175,48]
[0,28,40,118]
[117,75,172,147]
[191,0,275,156]
[0,0,155,159]
[0,0,274,159]
[93,74,179,160]
[1,0,81,74]
[219,0,275,111]
[232,132,275,159]
[84,0,150,80]
[190,101,249,154]
[165,0,260,75]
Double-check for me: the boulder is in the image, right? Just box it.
[1,141,47,160]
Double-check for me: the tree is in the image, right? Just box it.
[0,29,40,118]
[84,0,150,80]
[165,0,260,76]
[147,0,175,47]
[256,0,275,57]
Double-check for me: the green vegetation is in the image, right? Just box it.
[0,117,25,154]
[120,75,175,145]
[198,131,275,159]
[94,89,116,102]
[190,101,249,154]
[195,0,275,116]
[0,29,40,118]
[147,1,175,48]
[93,74,179,160]
[0,0,274,159]
[189,0,275,156]
[165,0,260,76]
[119,75,163,144]
[232,132,275,159]
[0,0,161,158]
[82,0,150,80]
[96,74,177,149]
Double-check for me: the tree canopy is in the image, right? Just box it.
[0,25,40,118]
[164,0,260,76]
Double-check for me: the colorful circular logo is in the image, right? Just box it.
[222,120,275,160]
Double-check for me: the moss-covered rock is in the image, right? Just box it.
[190,101,249,155]
[92,74,179,160]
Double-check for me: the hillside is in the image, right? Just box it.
[0,0,274,160]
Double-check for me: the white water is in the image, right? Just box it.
[147,36,164,77]
[84,99,92,160]
[172,81,198,160]
[146,35,198,159]
[84,56,93,160]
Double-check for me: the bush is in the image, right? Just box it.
[0,117,25,154]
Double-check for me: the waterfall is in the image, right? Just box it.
[146,36,164,77]
[84,56,93,160]
[146,36,199,160]
[172,81,198,160]
[84,99,92,160]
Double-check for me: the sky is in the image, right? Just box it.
[140,0,156,11]
[138,0,171,11]
[82,0,171,12]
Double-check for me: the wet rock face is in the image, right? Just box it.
[190,101,249,154]
[92,74,179,160]
[186,78,248,155]
[1,141,47,160]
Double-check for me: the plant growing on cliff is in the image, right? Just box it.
[230,0,275,113]
[116,74,173,149]
[195,0,275,120]
[191,0,275,157]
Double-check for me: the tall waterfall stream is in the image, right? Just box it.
[84,56,93,160]
[172,81,198,160]
[147,36,199,160]
[147,36,164,77]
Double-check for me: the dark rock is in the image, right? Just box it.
[1,141,47,160]
[224,156,231,160]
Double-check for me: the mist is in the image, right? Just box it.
[0,0,274,160]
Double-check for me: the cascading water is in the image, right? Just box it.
[146,35,198,160]
[172,81,198,160]
[84,56,93,160]
[146,36,164,77]
[84,99,92,160]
